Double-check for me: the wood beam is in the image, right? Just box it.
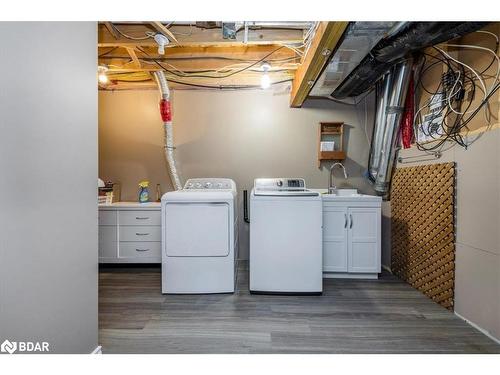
[103,22,119,39]
[150,22,179,44]
[289,22,349,108]
[99,44,299,69]
[124,47,141,68]
[98,23,304,48]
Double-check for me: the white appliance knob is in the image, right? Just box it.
[195,183,201,188]
[205,182,212,188]
[217,183,223,188]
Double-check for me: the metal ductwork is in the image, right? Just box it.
[324,22,489,197]
[153,71,183,191]
[368,59,413,196]
[332,22,488,99]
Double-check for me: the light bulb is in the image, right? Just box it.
[98,65,109,84]
[98,72,109,84]
[261,73,271,89]
[260,61,271,89]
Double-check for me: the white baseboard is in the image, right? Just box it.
[454,311,500,345]
[91,345,102,354]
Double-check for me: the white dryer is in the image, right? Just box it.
[162,178,238,294]
[250,178,322,294]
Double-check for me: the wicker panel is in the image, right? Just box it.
[391,162,456,310]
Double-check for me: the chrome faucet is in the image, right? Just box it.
[329,162,348,194]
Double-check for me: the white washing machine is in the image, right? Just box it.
[161,178,238,294]
[250,178,322,294]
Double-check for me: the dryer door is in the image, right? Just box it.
[165,202,230,257]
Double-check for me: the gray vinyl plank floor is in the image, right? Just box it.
[98,263,500,354]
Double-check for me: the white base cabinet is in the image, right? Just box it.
[322,197,382,279]
[98,202,161,263]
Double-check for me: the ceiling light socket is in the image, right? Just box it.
[154,33,170,55]
[98,64,109,73]
[261,62,271,72]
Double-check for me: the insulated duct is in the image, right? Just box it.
[332,22,488,99]
[153,71,183,190]
[368,59,413,196]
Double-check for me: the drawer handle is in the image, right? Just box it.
[349,214,353,229]
[135,232,150,236]
[135,248,150,252]
[136,216,150,220]
[344,213,347,228]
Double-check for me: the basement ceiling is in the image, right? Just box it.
[98,21,317,90]
[309,22,399,98]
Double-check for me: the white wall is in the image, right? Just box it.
[0,22,98,353]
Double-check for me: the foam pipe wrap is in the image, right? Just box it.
[153,71,183,191]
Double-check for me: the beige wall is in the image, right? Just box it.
[99,88,376,259]
[396,25,500,341]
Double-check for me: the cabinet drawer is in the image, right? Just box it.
[99,226,118,258]
[119,226,161,242]
[99,210,117,226]
[119,210,161,226]
[119,242,161,259]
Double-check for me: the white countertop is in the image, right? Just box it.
[99,201,161,209]
[311,189,382,203]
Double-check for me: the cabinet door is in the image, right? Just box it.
[347,208,380,273]
[323,206,348,272]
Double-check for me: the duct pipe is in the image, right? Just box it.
[153,71,183,190]
[368,59,413,196]
[368,72,393,182]
[332,22,487,99]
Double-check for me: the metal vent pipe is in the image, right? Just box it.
[153,71,183,190]
[368,59,413,196]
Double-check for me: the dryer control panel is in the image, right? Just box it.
[184,178,235,190]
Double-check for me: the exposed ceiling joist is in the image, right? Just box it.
[98,22,310,91]
[289,21,349,108]
[98,23,304,48]
[124,47,141,68]
[103,22,119,39]
[150,22,179,44]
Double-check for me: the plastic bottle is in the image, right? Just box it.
[138,180,150,203]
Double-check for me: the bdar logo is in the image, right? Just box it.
[1,340,17,354]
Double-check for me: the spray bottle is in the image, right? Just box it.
[138,180,150,203]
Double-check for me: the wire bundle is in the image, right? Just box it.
[413,30,500,151]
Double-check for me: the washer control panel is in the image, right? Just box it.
[184,178,234,190]
[254,178,306,191]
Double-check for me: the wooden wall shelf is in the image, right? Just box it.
[317,122,345,167]
[319,150,346,161]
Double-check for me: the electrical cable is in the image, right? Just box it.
[151,77,294,90]
[136,45,288,80]
[412,36,499,152]
[110,23,153,40]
